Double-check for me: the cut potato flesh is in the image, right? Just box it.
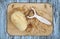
[11,11,28,31]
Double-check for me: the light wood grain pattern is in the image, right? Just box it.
[7,3,53,36]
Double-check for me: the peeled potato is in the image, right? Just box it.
[11,11,28,31]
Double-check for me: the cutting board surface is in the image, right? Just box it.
[7,3,53,36]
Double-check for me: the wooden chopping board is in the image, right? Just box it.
[7,3,53,36]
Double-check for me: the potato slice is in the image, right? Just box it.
[11,11,28,31]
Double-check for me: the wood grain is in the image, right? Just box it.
[7,3,53,36]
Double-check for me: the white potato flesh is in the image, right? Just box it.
[11,11,28,31]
